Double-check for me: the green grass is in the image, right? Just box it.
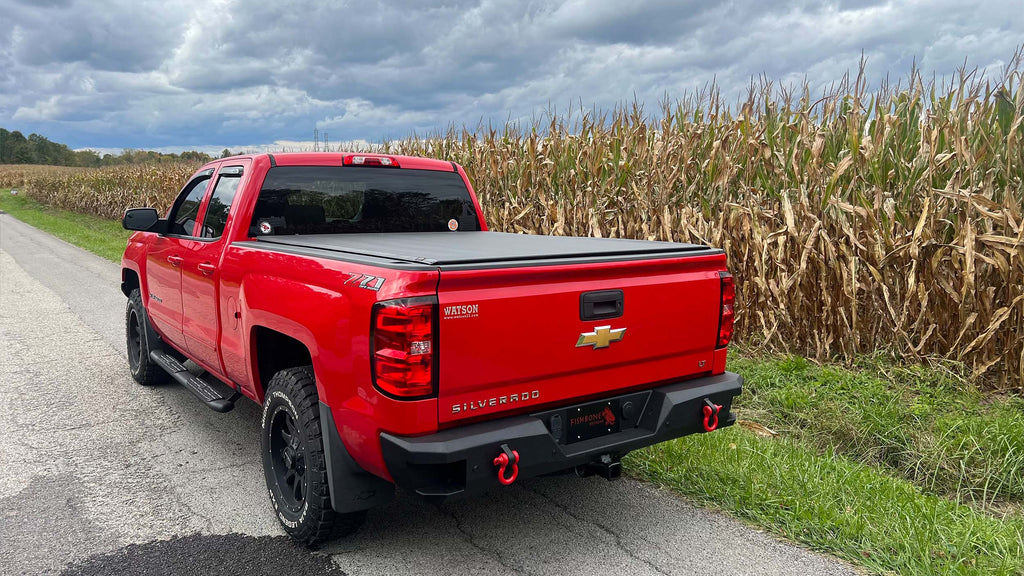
[0,190,130,262]
[728,355,1024,506]
[626,356,1024,575]
[627,430,1024,576]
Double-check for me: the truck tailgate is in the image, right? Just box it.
[437,252,726,423]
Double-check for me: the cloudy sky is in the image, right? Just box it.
[1,0,1021,154]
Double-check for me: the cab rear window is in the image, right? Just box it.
[250,166,480,236]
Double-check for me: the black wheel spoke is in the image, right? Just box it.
[269,407,306,510]
[127,311,143,367]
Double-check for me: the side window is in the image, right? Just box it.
[200,167,243,239]
[168,174,212,236]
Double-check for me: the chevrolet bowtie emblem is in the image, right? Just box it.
[576,326,626,349]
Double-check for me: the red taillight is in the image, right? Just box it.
[344,155,400,167]
[716,272,735,348]
[372,298,435,399]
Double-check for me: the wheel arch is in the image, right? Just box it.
[121,267,141,297]
[250,325,314,403]
[121,235,148,298]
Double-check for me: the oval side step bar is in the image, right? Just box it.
[150,350,240,413]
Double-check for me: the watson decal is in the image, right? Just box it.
[443,303,479,319]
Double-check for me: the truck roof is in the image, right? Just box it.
[220,152,456,172]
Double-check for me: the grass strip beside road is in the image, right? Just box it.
[627,355,1024,576]
[627,429,1024,576]
[2,192,1022,575]
[0,191,130,262]
[729,355,1024,507]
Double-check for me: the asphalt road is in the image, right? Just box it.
[0,213,859,576]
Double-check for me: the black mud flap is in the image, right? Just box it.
[319,402,395,513]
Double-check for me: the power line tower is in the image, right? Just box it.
[313,128,319,152]
[323,132,329,152]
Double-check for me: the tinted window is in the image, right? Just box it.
[250,167,480,236]
[200,172,242,238]
[170,177,211,236]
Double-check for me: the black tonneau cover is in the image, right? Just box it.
[249,232,719,270]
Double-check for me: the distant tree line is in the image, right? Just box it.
[0,128,215,166]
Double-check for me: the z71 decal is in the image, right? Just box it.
[344,273,385,292]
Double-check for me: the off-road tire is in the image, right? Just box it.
[261,366,366,545]
[126,288,168,386]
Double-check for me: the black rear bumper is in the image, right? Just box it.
[380,371,742,501]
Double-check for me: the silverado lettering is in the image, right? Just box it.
[119,152,742,545]
[452,390,541,413]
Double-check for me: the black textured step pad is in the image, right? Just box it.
[151,351,188,374]
[183,374,223,403]
[151,350,231,403]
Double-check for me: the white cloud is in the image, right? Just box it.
[0,0,1020,151]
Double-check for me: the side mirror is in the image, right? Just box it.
[122,208,162,232]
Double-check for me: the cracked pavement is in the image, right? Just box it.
[0,213,859,576]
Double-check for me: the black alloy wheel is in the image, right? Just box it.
[269,406,307,512]
[125,288,168,385]
[127,308,143,371]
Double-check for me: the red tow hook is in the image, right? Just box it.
[702,399,722,432]
[493,443,520,486]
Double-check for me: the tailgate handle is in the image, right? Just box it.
[580,290,624,321]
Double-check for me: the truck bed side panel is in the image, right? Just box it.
[218,242,440,480]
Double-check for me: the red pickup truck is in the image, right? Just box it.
[120,152,742,544]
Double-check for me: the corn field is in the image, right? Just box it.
[5,60,1024,391]
[0,164,86,189]
[6,163,198,217]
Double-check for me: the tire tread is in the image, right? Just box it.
[126,289,168,386]
[264,366,365,545]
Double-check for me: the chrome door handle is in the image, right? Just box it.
[197,262,216,276]
[167,255,184,267]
